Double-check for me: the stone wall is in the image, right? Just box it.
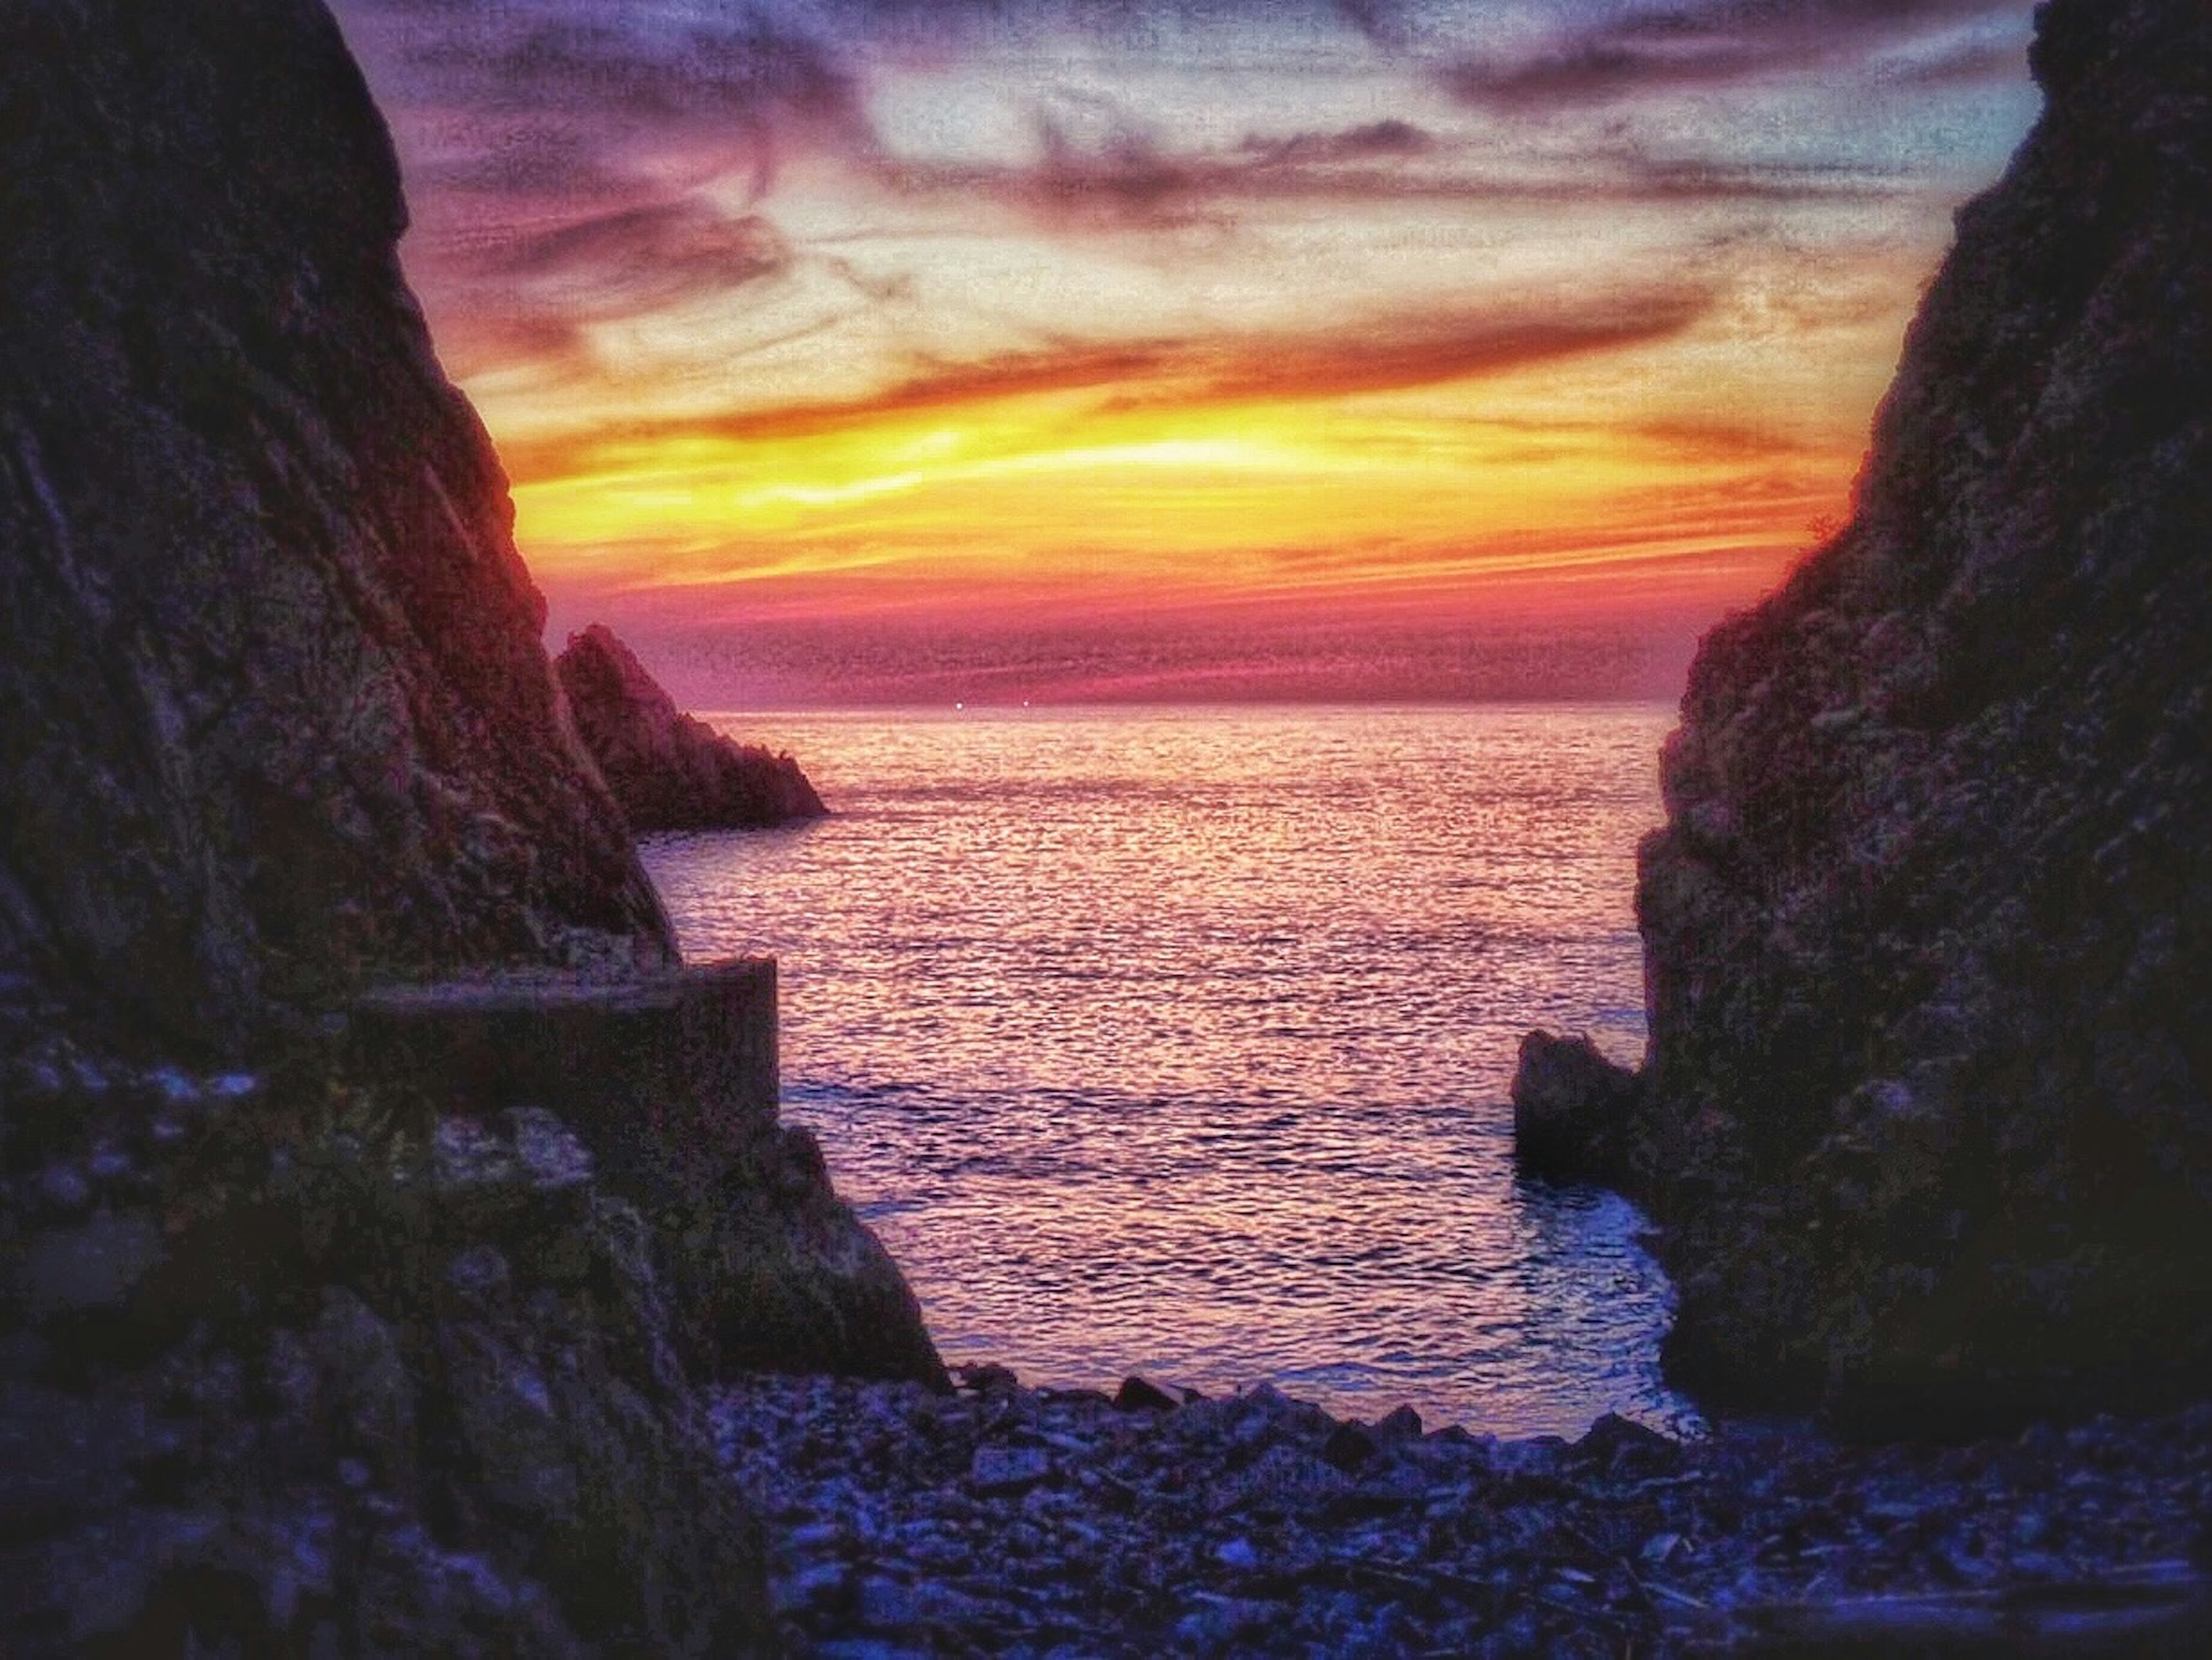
[347,966,946,1385]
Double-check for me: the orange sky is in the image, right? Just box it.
[334,0,2043,704]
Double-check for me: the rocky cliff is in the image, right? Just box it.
[0,3,938,1649]
[556,626,828,833]
[1607,0,2211,1431]
[0,0,671,1060]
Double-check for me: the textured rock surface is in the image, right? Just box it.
[1622,0,2212,1428]
[0,1036,774,1657]
[0,3,925,1650]
[346,967,948,1388]
[719,1364,2212,1657]
[0,0,671,1058]
[556,626,827,833]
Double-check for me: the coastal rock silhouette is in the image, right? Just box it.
[1537,0,2212,1430]
[0,2,932,1648]
[0,1,673,1057]
[1509,1030,1641,1186]
[556,624,828,832]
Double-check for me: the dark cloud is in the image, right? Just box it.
[411,123,623,200]
[1244,118,1435,164]
[407,198,793,378]
[1885,33,2028,86]
[334,0,876,215]
[1331,0,1401,47]
[485,201,786,286]
[870,114,1897,236]
[1138,291,1719,406]
[1447,0,2028,107]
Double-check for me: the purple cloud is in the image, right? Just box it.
[1447,0,2029,107]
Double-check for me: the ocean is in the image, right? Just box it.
[643,704,1699,1438]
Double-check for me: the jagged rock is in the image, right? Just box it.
[1572,1412,1683,1477]
[1373,1405,1424,1443]
[1510,1030,1643,1185]
[1116,1375,1180,1413]
[0,2,918,1651]
[1320,1421,1379,1473]
[0,1065,775,1657]
[13,1212,165,1318]
[1627,0,2212,1429]
[556,625,828,833]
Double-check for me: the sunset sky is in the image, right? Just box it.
[330,0,2043,705]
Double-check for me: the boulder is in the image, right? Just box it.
[557,625,828,832]
[1115,1375,1181,1413]
[1625,0,2212,1430]
[1510,1030,1643,1185]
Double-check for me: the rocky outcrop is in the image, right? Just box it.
[1509,1032,1643,1186]
[346,967,946,1388]
[0,3,939,1650]
[1597,0,2212,1430]
[0,1032,774,1655]
[0,0,671,1060]
[556,626,827,833]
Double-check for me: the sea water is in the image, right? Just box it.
[643,704,1699,1438]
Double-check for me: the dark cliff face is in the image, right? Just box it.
[556,625,829,833]
[0,0,672,1058]
[0,7,794,1650]
[1633,0,2212,1428]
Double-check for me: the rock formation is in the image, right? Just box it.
[1525,0,2212,1431]
[1509,1031,1641,1188]
[556,626,828,833]
[0,2,939,1649]
[0,1043,775,1655]
[346,966,946,1387]
[0,0,671,1060]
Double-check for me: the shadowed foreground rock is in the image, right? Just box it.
[557,625,828,833]
[0,2,928,1649]
[1547,0,2212,1432]
[0,1022,775,1655]
[721,1366,2212,1657]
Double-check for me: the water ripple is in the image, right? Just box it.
[646,705,1699,1438]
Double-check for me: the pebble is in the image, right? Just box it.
[33,1163,92,1217]
[1115,1375,1178,1413]
[715,1371,2212,1657]
[85,1144,137,1185]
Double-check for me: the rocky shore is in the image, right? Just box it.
[1,6,922,1648]
[10,0,2211,1652]
[722,1366,2212,1657]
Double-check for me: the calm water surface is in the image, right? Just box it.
[644,705,1699,1438]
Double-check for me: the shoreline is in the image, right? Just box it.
[724,1363,2212,1657]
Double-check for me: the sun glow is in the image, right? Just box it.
[510,357,1858,626]
[335,0,2040,699]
